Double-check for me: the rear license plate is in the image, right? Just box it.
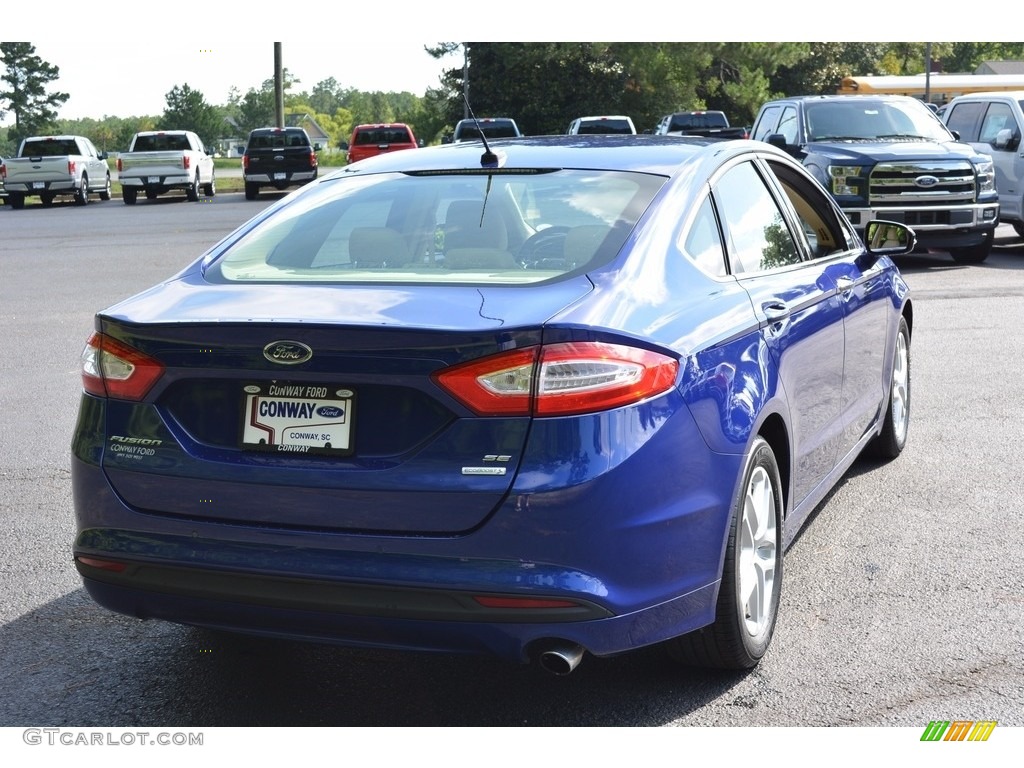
[274,172,286,180]
[32,182,44,189]
[241,383,354,456]
[148,176,160,184]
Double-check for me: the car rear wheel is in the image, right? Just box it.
[75,175,89,206]
[186,174,200,202]
[203,172,216,197]
[244,182,259,201]
[8,192,25,209]
[123,188,137,205]
[666,437,783,669]
[866,315,910,460]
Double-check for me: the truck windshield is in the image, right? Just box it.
[806,100,952,142]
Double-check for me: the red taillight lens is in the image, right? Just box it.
[116,157,123,172]
[80,332,165,400]
[242,154,249,171]
[433,342,678,417]
[68,160,76,175]
[309,150,317,168]
[183,155,191,170]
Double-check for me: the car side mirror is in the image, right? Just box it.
[766,133,790,150]
[865,220,916,256]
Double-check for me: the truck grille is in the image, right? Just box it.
[869,161,976,207]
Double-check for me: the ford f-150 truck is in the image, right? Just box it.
[939,90,1024,239]
[654,110,748,139]
[751,95,999,263]
[241,126,318,200]
[117,130,215,204]
[0,135,111,209]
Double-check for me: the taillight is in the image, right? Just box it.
[1,163,7,180]
[68,160,76,175]
[183,155,191,170]
[80,332,165,400]
[116,157,123,172]
[242,154,249,171]
[309,150,317,168]
[433,342,678,417]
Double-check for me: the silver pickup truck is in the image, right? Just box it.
[117,130,215,204]
[0,135,111,209]
[940,91,1024,238]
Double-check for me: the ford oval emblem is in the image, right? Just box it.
[316,406,343,418]
[263,341,313,365]
[915,175,940,188]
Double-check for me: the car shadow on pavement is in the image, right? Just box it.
[0,588,762,727]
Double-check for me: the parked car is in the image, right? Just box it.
[72,134,914,674]
[0,135,110,208]
[451,117,521,143]
[655,111,748,139]
[118,130,216,204]
[346,123,418,164]
[242,126,319,200]
[566,115,636,135]
[939,90,1024,238]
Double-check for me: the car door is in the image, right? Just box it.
[712,158,846,508]
[762,156,896,463]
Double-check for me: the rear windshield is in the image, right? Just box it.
[354,128,413,145]
[205,169,665,285]
[669,113,728,131]
[132,134,192,152]
[247,131,311,150]
[455,122,519,141]
[576,120,634,135]
[22,139,78,156]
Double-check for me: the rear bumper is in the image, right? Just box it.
[244,170,317,185]
[120,175,191,189]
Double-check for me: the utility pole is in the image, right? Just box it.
[463,43,469,119]
[274,42,284,128]
[925,42,932,105]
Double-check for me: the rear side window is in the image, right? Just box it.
[978,102,1014,144]
[753,106,782,142]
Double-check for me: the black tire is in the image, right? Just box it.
[666,437,783,669]
[1013,222,1024,239]
[949,235,991,264]
[203,172,216,197]
[75,175,89,206]
[99,174,111,201]
[244,182,259,201]
[866,316,911,460]
[186,174,200,202]
[9,193,25,209]
[122,187,137,205]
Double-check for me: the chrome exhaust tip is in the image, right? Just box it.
[537,642,585,676]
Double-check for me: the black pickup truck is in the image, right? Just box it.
[751,95,999,263]
[654,110,749,139]
[241,127,319,200]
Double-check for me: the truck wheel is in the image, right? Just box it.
[9,193,26,209]
[75,175,89,206]
[186,174,200,202]
[100,174,111,201]
[122,188,137,205]
[949,237,992,265]
[244,182,259,201]
[203,172,216,197]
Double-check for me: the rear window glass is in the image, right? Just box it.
[247,131,310,150]
[205,169,665,285]
[22,139,79,156]
[455,121,519,141]
[576,120,634,135]
[354,128,413,145]
[132,134,192,152]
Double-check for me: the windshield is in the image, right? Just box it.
[806,99,953,142]
[206,169,664,285]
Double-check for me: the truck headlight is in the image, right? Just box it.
[975,160,995,194]
[829,165,863,196]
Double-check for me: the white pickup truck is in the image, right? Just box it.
[117,130,215,204]
[940,91,1024,238]
[0,135,111,209]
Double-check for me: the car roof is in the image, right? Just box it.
[333,134,744,177]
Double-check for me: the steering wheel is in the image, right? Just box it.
[517,226,571,267]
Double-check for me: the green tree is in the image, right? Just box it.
[0,42,69,146]
[159,83,225,146]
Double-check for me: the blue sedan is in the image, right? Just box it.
[72,135,914,673]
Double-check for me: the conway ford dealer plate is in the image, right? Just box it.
[241,383,355,456]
